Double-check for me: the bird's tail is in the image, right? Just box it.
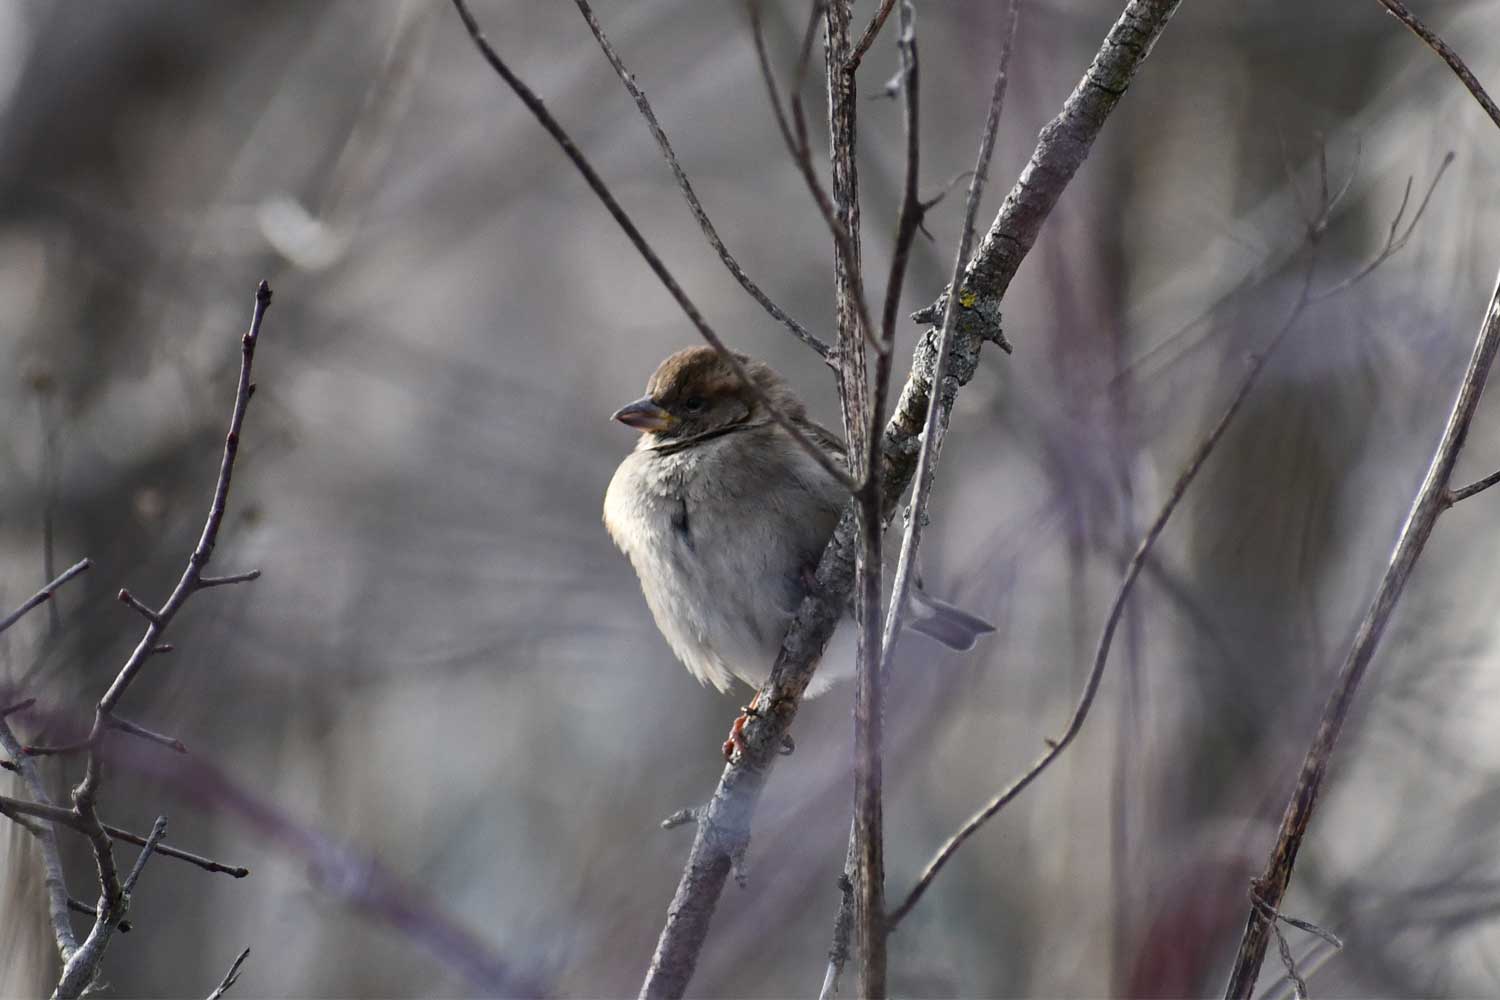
[906,585,995,651]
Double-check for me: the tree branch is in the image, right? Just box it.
[637,1,1183,996]
[449,0,857,491]
[1224,269,1500,995]
[38,282,271,1000]
[572,0,833,362]
[0,559,91,636]
[1373,0,1500,130]
[823,3,1017,991]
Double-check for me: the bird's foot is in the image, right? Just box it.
[722,691,763,762]
[722,693,796,761]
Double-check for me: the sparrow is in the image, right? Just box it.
[603,346,993,717]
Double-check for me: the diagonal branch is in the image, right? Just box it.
[573,0,833,362]
[0,559,91,636]
[450,0,856,491]
[1374,0,1500,129]
[637,2,1183,997]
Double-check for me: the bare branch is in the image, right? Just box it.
[121,816,169,895]
[888,261,1317,928]
[572,0,833,362]
[206,948,251,1000]
[109,715,189,754]
[449,0,857,492]
[43,282,271,1000]
[102,821,250,879]
[848,0,896,71]
[637,1,1182,996]
[1225,271,1500,996]
[196,570,262,589]
[1374,0,1500,129]
[1312,151,1454,300]
[824,5,1017,993]
[748,1,882,355]
[116,588,161,626]
[1446,468,1500,506]
[0,558,91,635]
[0,735,77,961]
[65,897,131,934]
[1,697,37,718]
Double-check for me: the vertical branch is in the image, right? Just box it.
[823,0,884,992]
[635,0,1181,995]
[1224,271,1500,996]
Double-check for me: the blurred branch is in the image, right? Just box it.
[449,0,857,492]
[0,559,91,635]
[1224,269,1500,997]
[1374,0,1500,129]
[888,247,1320,930]
[887,140,1453,932]
[636,1,1181,997]
[572,0,833,362]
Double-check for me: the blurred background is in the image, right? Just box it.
[1,0,1498,996]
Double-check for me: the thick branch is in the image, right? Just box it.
[637,2,1182,997]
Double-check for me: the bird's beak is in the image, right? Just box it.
[612,396,676,433]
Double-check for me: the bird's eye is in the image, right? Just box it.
[682,397,706,413]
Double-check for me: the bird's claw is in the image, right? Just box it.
[722,692,764,762]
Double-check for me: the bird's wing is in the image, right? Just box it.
[798,417,849,465]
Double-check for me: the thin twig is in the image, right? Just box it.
[121,816,169,895]
[889,254,1320,929]
[1224,271,1500,996]
[1374,0,1500,130]
[848,0,896,71]
[1311,151,1454,300]
[749,0,882,354]
[638,1,1182,997]
[197,570,262,589]
[0,787,250,878]
[1446,468,1500,505]
[206,948,251,1000]
[50,282,271,1000]
[0,558,91,635]
[450,0,856,491]
[102,822,250,878]
[572,0,833,362]
[109,715,189,754]
[0,725,77,961]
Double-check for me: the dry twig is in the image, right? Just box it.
[572,0,832,362]
[1224,271,1500,995]
[450,0,856,491]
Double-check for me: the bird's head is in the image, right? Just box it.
[611,346,804,446]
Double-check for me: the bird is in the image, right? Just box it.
[603,346,994,747]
